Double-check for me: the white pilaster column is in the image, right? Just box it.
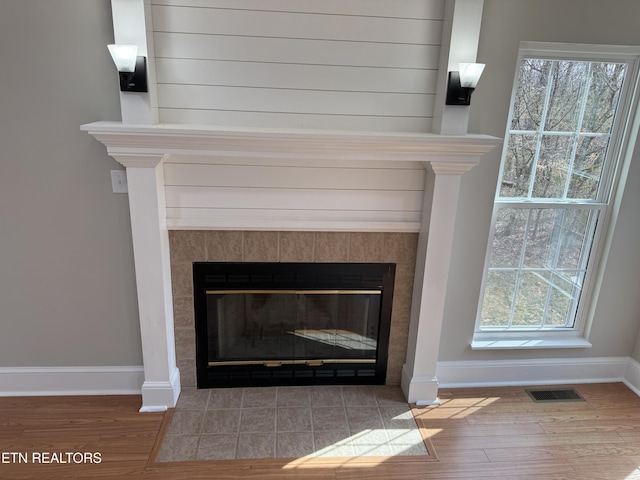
[402,161,476,405]
[110,0,158,124]
[111,154,180,412]
[432,0,485,135]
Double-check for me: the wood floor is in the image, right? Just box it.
[1,383,640,479]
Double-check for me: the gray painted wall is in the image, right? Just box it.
[440,0,640,362]
[0,1,142,367]
[1,0,638,374]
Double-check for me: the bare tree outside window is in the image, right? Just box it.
[479,57,627,331]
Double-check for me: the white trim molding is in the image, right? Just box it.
[140,367,181,412]
[81,122,500,163]
[0,366,144,397]
[436,356,630,388]
[624,358,640,396]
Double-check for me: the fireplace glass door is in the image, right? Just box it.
[208,290,380,365]
[194,263,395,387]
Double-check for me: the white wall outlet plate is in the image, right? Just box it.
[111,170,128,193]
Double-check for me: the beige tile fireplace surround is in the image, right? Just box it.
[170,230,418,388]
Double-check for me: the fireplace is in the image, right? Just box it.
[82,121,500,410]
[194,262,395,387]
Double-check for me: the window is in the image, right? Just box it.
[474,43,639,348]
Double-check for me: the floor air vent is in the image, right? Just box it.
[526,387,585,403]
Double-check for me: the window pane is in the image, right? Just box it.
[581,63,626,134]
[499,134,536,197]
[522,209,557,268]
[532,135,573,198]
[511,59,550,131]
[481,270,517,327]
[522,208,595,271]
[568,135,607,199]
[489,208,528,267]
[512,271,551,327]
[545,273,578,327]
[544,61,588,132]
[555,209,594,270]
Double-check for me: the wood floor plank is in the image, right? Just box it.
[540,417,640,434]
[430,431,625,450]
[416,420,546,437]
[336,459,577,479]
[567,455,640,480]
[484,442,640,462]
[466,407,640,425]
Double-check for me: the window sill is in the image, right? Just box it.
[471,335,592,350]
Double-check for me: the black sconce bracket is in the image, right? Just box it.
[445,71,475,106]
[119,56,148,92]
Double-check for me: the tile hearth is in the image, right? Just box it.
[156,385,428,462]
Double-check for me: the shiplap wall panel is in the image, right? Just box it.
[163,164,426,191]
[151,0,444,131]
[155,59,438,94]
[153,33,441,69]
[165,186,424,212]
[152,6,441,45]
[166,156,425,170]
[162,157,425,231]
[152,0,444,20]
[166,207,422,224]
[158,84,433,117]
[159,110,433,132]
[165,208,423,232]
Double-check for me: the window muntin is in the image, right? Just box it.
[481,205,600,330]
[500,60,627,202]
[478,55,629,333]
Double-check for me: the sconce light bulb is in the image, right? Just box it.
[458,63,486,88]
[107,44,139,73]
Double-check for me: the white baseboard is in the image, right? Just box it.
[139,366,181,412]
[400,363,440,405]
[0,366,144,396]
[2,358,638,398]
[436,356,630,388]
[624,358,640,396]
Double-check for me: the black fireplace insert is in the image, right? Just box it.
[193,262,395,388]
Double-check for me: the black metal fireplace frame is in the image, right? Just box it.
[193,262,395,388]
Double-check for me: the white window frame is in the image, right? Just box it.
[472,42,640,350]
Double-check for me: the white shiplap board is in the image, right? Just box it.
[155,59,438,94]
[153,33,441,69]
[152,0,444,20]
[158,109,433,133]
[162,157,426,231]
[157,85,434,117]
[151,0,444,132]
[152,6,441,44]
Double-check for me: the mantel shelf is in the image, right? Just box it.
[81,122,501,166]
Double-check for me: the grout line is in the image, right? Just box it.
[308,387,317,457]
[233,388,245,459]
[192,391,209,461]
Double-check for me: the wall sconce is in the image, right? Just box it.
[446,63,485,106]
[107,44,148,92]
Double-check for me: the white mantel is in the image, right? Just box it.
[82,121,500,411]
[83,121,497,163]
